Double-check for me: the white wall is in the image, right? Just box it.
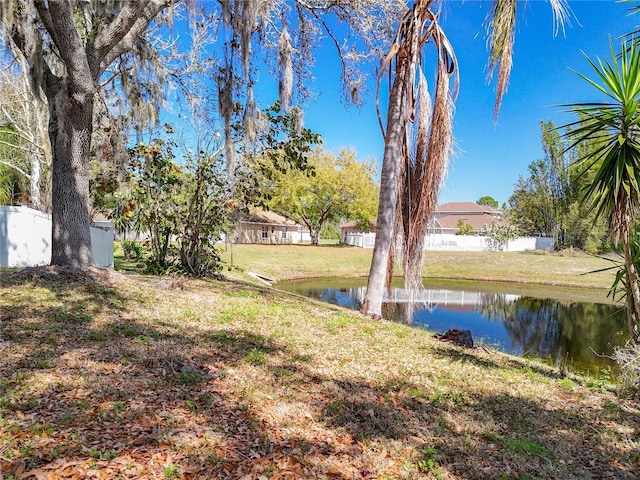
[291,230,312,244]
[344,232,554,252]
[91,226,114,268]
[0,206,114,268]
[507,236,555,252]
[426,233,554,252]
[344,232,376,248]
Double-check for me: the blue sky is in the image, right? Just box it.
[268,1,638,207]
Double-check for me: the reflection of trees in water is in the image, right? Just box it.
[497,298,627,368]
[294,288,364,311]
[501,298,563,359]
[285,283,629,369]
[474,294,628,367]
[383,290,629,368]
[476,293,519,322]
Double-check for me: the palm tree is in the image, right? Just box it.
[362,0,569,317]
[361,0,458,317]
[561,40,640,343]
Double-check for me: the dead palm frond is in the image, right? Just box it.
[375,0,458,293]
[362,0,570,317]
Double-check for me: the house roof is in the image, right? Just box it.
[340,219,376,229]
[435,202,501,216]
[434,213,501,231]
[339,203,502,232]
[237,209,301,227]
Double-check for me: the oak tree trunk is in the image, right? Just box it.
[48,88,94,268]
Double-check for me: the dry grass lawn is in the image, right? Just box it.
[1,266,638,479]
[220,244,617,292]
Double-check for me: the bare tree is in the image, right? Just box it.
[0,53,51,210]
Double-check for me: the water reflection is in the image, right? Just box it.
[282,282,629,371]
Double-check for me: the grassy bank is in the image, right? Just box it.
[219,244,617,301]
[1,266,638,479]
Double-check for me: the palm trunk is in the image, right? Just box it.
[362,58,410,317]
[49,88,94,268]
[622,234,640,343]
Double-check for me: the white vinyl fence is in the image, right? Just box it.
[344,232,554,252]
[0,206,114,268]
[344,232,376,248]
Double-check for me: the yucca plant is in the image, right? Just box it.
[561,40,640,342]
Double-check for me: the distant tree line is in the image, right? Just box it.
[508,120,610,253]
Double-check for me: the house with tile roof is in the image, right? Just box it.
[339,202,553,251]
[233,209,310,244]
[428,201,502,234]
[340,202,503,242]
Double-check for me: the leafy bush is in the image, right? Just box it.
[456,219,474,235]
[126,137,228,277]
[320,222,341,241]
[122,240,144,260]
[480,222,519,251]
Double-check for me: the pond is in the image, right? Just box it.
[277,277,630,374]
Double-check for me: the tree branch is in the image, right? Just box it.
[4,4,59,98]
[0,157,31,179]
[293,1,350,11]
[91,1,146,64]
[93,0,177,79]
[299,211,313,231]
[31,0,56,41]
[318,204,333,225]
[35,0,93,96]
[294,2,349,89]
[0,99,39,140]
[0,131,44,154]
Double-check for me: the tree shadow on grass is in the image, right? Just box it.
[1,272,639,479]
[1,266,128,325]
[428,344,506,370]
[263,358,639,479]
[2,319,639,479]
[428,342,585,382]
[455,391,640,479]
[0,322,291,478]
[1,268,134,373]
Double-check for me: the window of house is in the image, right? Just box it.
[281,227,287,240]
[261,226,268,239]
